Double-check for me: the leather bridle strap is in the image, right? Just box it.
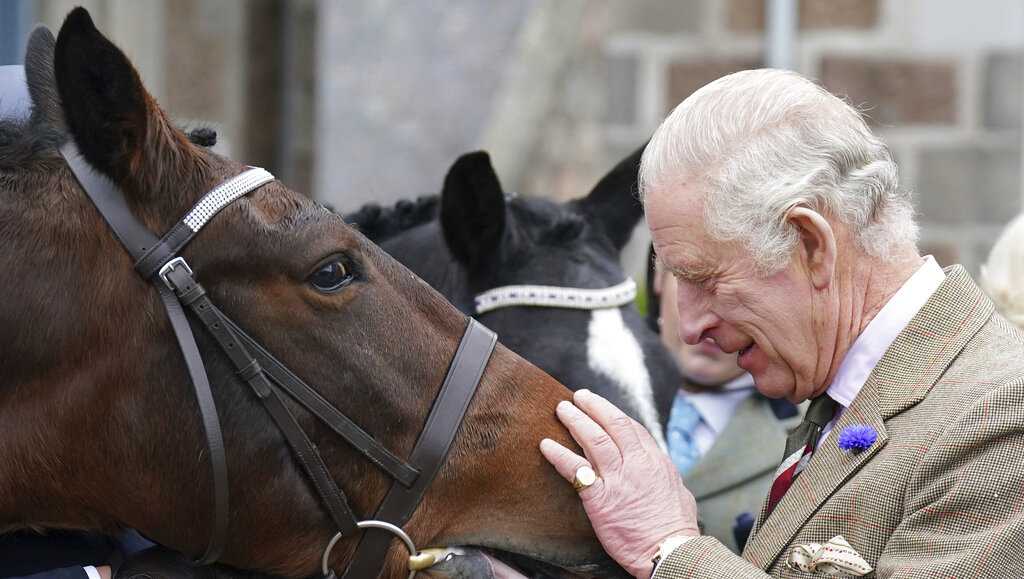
[59,143,231,564]
[162,264,361,536]
[133,168,274,279]
[218,314,421,488]
[342,319,496,579]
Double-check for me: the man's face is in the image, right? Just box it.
[656,268,746,387]
[646,183,827,403]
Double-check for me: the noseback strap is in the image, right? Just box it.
[218,314,422,488]
[162,265,361,537]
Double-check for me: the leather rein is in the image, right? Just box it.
[58,142,497,579]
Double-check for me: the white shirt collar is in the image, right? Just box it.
[826,256,945,408]
[686,373,756,434]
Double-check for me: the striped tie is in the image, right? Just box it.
[764,395,838,518]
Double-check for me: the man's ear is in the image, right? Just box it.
[786,206,836,289]
[439,151,507,272]
[54,7,190,195]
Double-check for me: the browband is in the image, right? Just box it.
[474,278,638,314]
[135,168,274,278]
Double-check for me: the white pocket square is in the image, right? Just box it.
[786,535,873,576]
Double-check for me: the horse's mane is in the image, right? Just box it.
[343,195,440,242]
[1,117,218,172]
[0,118,63,171]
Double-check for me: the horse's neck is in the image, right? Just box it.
[0,368,120,529]
[0,284,165,532]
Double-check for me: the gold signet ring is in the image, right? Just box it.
[572,465,598,491]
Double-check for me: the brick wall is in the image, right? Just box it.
[50,1,1017,275]
[34,0,316,193]
[29,1,1021,276]
[505,0,1024,276]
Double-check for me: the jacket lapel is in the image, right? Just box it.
[686,395,787,501]
[744,386,888,567]
[742,266,993,569]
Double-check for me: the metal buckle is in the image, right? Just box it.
[158,257,193,290]
[322,520,431,579]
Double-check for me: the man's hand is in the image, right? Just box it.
[540,389,699,578]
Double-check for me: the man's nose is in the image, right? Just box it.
[676,286,717,345]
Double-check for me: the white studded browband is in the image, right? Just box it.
[474,278,637,315]
[183,167,275,231]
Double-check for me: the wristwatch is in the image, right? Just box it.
[649,535,693,577]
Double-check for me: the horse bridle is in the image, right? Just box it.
[473,278,637,315]
[58,141,497,578]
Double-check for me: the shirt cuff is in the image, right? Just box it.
[652,535,695,576]
[83,566,102,579]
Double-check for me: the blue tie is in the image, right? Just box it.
[667,392,703,475]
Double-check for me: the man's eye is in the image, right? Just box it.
[675,272,705,285]
[675,271,715,291]
[308,259,352,293]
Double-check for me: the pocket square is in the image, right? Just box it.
[787,535,873,576]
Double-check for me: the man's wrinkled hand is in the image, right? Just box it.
[540,389,699,578]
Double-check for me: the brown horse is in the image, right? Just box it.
[0,9,620,578]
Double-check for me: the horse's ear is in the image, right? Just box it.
[54,8,185,192]
[577,143,647,251]
[24,26,65,133]
[440,151,507,271]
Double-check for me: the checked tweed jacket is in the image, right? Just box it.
[654,266,1024,578]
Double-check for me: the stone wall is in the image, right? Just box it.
[314,0,537,211]
[30,0,317,194]
[19,1,1024,275]
[506,0,1024,275]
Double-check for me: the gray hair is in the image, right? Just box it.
[981,214,1024,328]
[640,69,918,274]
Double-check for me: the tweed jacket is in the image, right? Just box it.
[654,266,1024,578]
[685,394,802,553]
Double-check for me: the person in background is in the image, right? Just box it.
[981,213,1024,329]
[647,248,801,553]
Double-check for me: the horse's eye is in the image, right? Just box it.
[308,259,352,293]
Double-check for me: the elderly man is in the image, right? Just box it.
[541,69,1024,578]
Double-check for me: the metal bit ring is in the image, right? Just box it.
[322,520,427,579]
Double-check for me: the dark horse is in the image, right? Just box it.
[346,150,680,448]
[0,10,623,579]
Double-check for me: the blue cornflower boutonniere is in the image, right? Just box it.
[838,424,877,454]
